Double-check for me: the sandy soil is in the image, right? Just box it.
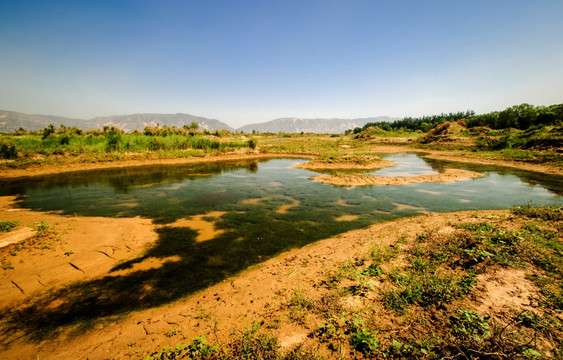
[0,203,540,359]
[310,168,483,186]
[0,196,158,309]
[292,158,397,172]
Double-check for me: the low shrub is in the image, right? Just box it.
[0,220,19,232]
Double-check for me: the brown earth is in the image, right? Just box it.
[0,203,545,359]
[310,168,483,186]
[0,147,561,359]
[292,158,397,172]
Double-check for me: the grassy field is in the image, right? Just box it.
[0,129,254,168]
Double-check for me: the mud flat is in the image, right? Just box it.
[310,168,483,186]
[293,158,397,172]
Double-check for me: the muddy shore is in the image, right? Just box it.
[0,147,561,359]
[1,147,562,181]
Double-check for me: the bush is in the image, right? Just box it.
[59,134,70,146]
[41,123,56,139]
[0,140,18,159]
[0,220,19,232]
[105,131,122,152]
[512,204,563,221]
[148,137,166,151]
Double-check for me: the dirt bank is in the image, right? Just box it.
[1,203,551,359]
[424,152,563,176]
[310,168,483,186]
[0,152,311,181]
[365,145,563,176]
[292,158,397,172]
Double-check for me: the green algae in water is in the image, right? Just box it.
[0,155,561,338]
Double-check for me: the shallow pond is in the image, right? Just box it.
[1,153,562,324]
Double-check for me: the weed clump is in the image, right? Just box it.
[0,220,19,232]
[144,327,321,360]
[0,140,18,159]
[294,205,563,358]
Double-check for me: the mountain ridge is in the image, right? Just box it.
[0,110,396,134]
[237,116,396,134]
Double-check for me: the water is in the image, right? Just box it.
[1,154,561,329]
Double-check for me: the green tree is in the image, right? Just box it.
[497,107,518,129]
[512,103,536,129]
[41,123,56,139]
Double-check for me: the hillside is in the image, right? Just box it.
[0,111,86,132]
[237,116,396,134]
[0,111,234,132]
[1,110,397,134]
[89,113,234,132]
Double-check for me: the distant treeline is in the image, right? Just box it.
[354,103,563,133]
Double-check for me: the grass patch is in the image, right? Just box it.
[299,205,563,358]
[0,220,19,232]
[0,221,59,269]
[144,326,322,360]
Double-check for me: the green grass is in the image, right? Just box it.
[0,132,252,167]
[512,203,563,221]
[0,220,19,232]
[295,205,563,358]
[144,327,322,360]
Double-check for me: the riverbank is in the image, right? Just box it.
[1,201,561,359]
[2,143,562,181]
[0,145,562,359]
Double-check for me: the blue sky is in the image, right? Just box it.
[1,0,562,127]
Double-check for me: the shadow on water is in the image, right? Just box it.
[0,159,397,342]
[1,155,562,342]
[1,196,391,342]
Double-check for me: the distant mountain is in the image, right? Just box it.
[0,111,234,132]
[236,117,396,134]
[1,110,396,134]
[0,111,86,132]
[89,113,235,132]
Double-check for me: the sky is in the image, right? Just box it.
[1,0,562,128]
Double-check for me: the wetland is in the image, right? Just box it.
[1,133,562,359]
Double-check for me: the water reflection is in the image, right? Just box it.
[371,152,440,177]
[0,154,561,340]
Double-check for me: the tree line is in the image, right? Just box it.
[354,103,563,133]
